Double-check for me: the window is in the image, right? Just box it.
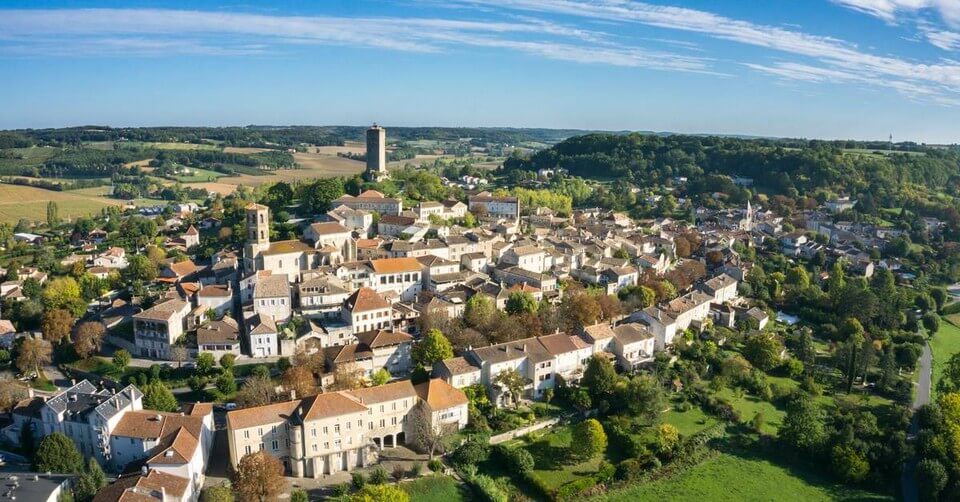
[272,440,278,450]
[334,424,340,433]
[312,444,318,452]
[245,445,251,455]
[391,417,397,425]
[244,431,250,439]
[311,429,316,437]
[259,443,264,451]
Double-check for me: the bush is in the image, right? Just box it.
[351,471,366,490]
[495,445,534,473]
[369,465,388,485]
[331,483,350,497]
[616,458,643,481]
[410,461,423,477]
[555,477,597,501]
[427,459,443,473]
[452,437,490,466]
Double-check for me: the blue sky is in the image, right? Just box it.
[1,1,960,143]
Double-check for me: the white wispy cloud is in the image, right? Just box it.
[452,0,960,105]
[831,0,960,27]
[0,8,708,73]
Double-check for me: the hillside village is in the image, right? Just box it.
[0,127,948,502]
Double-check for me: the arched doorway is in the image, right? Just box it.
[396,432,405,445]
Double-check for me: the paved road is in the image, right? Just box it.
[902,341,932,502]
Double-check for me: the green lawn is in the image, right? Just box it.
[589,450,893,502]
[931,317,960,396]
[518,425,607,490]
[401,475,470,502]
[661,405,717,437]
[715,388,786,435]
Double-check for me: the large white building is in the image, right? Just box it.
[225,379,468,479]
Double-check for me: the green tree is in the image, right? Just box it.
[112,349,132,372]
[220,353,236,370]
[571,418,607,460]
[505,291,538,316]
[41,277,85,316]
[46,201,60,227]
[743,333,784,372]
[923,313,941,334]
[300,178,345,213]
[464,294,496,329]
[217,371,237,394]
[124,254,158,282]
[143,381,179,412]
[196,352,216,375]
[583,355,617,411]
[371,368,391,386]
[779,396,825,453]
[830,444,869,482]
[411,329,453,367]
[917,458,948,501]
[34,432,83,473]
[290,489,308,502]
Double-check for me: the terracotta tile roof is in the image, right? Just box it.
[147,427,197,465]
[301,392,368,421]
[355,329,413,349]
[369,257,422,274]
[344,287,390,312]
[166,260,197,278]
[326,343,373,363]
[356,238,382,249]
[348,380,417,405]
[198,284,231,298]
[414,379,468,411]
[94,470,190,502]
[184,225,199,236]
[380,215,416,226]
[226,400,300,430]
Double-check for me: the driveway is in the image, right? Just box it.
[902,341,932,502]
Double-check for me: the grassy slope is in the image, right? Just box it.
[591,450,892,502]
[931,317,960,396]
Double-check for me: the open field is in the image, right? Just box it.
[186,153,365,193]
[222,146,272,154]
[312,142,366,155]
[0,184,121,224]
[932,317,960,396]
[589,449,893,502]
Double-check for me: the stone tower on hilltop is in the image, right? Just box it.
[365,124,387,180]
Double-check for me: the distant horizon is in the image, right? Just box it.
[3,1,960,143]
[1,122,949,146]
